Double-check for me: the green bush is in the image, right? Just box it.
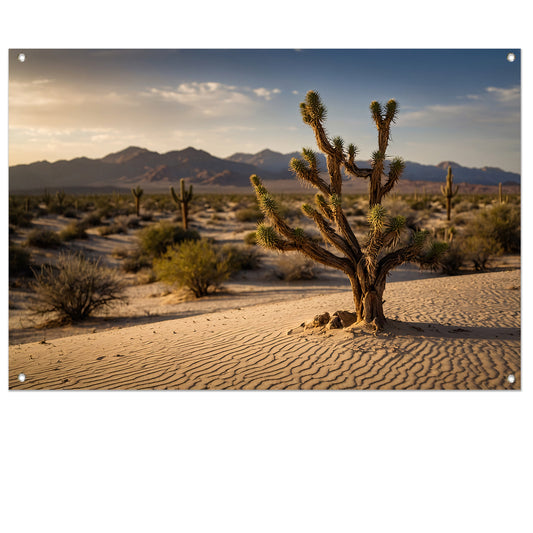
[243,231,257,245]
[235,207,264,223]
[28,253,126,322]
[26,228,62,248]
[138,221,200,258]
[9,242,32,277]
[96,216,131,235]
[468,204,520,253]
[79,213,102,228]
[154,239,231,297]
[219,244,262,273]
[59,222,88,241]
[463,235,503,272]
[439,242,465,276]
[9,207,33,228]
[121,251,152,273]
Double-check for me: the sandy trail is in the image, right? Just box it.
[9,270,520,390]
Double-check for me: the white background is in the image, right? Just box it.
[1,2,531,531]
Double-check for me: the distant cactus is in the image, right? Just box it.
[56,190,66,209]
[499,182,503,204]
[131,186,144,216]
[42,189,51,207]
[441,166,459,221]
[170,178,194,230]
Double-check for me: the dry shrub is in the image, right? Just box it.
[29,253,126,322]
[10,242,32,277]
[26,228,62,248]
[219,244,262,273]
[463,235,503,272]
[274,254,318,281]
[235,207,263,223]
[59,222,88,241]
[243,231,257,245]
[469,204,520,253]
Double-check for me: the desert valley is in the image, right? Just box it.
[8,159,520,390]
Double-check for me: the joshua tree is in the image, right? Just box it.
[131,185,144,216]
[441,166,459,221]
[170,178,194,230]
[251,90,447,330]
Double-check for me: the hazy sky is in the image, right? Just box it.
[9,49,521,172]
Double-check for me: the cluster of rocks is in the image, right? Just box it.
[304,310,358,330]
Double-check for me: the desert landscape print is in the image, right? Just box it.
[8,49,521,390]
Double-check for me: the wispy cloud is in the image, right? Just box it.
[143,82,281,116]
[252,87,281,100]
[485,86,520,102]
[9,80,135,111]
[400,85,520,126]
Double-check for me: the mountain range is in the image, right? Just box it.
[9,146,520,193]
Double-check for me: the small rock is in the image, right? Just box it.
[305,312,330,329]
[333,310,358,328]
[326,316,343,329]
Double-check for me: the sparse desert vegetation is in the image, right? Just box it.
[9,184,519,341]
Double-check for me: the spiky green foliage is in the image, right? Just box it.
[385,99,399,123]
[389,157,406,179]
[383,215,407,248]
[332,136,344,154]
[315,194,333,220]
[371,150,386,166]
[412,230,430,249]
[370,101,382,123]
[256,223,285,250]
[257,192,279,216]
[419,240,449,270]
[292,227,306,243]
[301,90,327,122]
[290,157,308,175]
[301,148,317,168]
[330,193,342,208]
[368,204,387,231]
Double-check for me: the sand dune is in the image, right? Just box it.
[9,270,520,390]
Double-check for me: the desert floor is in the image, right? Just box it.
[9,268,520,390]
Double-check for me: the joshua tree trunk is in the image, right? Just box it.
[349,274,385,327]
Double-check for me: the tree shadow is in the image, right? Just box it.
[387,319,520,341]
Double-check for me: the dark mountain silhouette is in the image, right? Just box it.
[228,150,520,186]
[227,148,304,173]
[9,146,278,192]
[9,146,520,193]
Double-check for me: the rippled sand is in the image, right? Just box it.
[9,270,520,390]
